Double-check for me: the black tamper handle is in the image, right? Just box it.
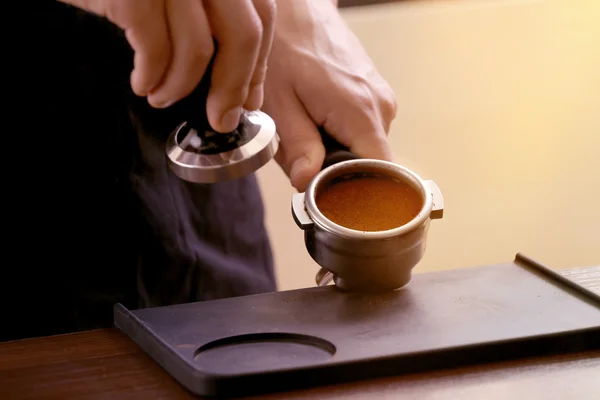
[320,127,358,170]
[176,64,213,132]
[169,58,242,135]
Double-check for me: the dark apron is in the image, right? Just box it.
[1,2,276,342]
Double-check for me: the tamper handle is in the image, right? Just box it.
[319,127,358,170]
[169,59,239,135]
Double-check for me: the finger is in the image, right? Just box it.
[343,114,395,162]
[204,0,264,132]
[147,0,214,108]
[321,90,396,162]
[268,93,325,191]
[125,2,171,97]
[319,112,395,163]
[372,78,398,134]
[59,0,171,97]
[244,0,276,110]
[347,122,396,162]
[340,96,394,161]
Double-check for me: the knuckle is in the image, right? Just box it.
[381,86,398,121]
[249,64,268,86]
[254,0,277,26]
[352,82,379,114]
[350,75,397,131]
[102,0,133,26]
[284,131,307,148]
[224,83,251,107]
[163,52,212,102]
[181,40,213,80]
[238,12,263,49]
[243,24,263,50]
[211,76,250,109]
[101,0,122,21]
[278,127,308,154]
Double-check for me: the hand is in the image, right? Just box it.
[59,0,276,133]
[262,0,397,191]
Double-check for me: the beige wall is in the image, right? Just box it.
[257,0,600,291]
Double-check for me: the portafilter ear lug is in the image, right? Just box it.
[424,180,444,219]
[291,192,314,230]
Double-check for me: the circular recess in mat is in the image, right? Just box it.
[194,332,336,375]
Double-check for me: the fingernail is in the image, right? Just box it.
[220,107,242,132]
[246,85,263,110]
[148,97,175,109]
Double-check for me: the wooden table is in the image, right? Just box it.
[2,266,599,400]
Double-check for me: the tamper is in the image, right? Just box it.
[165,62,356,184]
[165,65,279,184]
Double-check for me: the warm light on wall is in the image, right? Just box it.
[258,0,600,290]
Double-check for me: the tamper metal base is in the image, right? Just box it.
[166,110,279,184]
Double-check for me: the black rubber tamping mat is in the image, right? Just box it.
[114,253,600,398]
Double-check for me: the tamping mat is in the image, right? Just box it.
[114,253,600,398]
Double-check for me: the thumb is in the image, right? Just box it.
[268,95,325,192]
